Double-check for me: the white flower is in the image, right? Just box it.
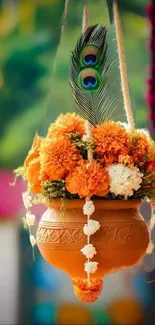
[137,128,151,140]
[29,235,36,247]
[83,200,95,216]
[84,261,98,274]
[22,217,27,229]
[121,122,130,131]
[150,215,155,230]
[26,213,35,227]
[81,244,97,259]
[22,192,32,209]
[146,240,154,255]
[107,164,143,198]
[83,219,100,236]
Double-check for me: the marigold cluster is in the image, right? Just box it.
[118,154,133,166]
[93,121,130,166]
[72,278,103,303]
[22,113,154,200]
[24,133,42,171]
[47,113,85,138]
[129,131,150,165]
[40,136,81,181]
[24,133,42,193]
[147,144,155,173]
[66,160,109,198]
[26,157,41,194]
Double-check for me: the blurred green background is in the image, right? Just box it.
[0,0,149,169]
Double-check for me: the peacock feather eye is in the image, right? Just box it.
[79,68,101,91]
[81,45,100,67]
[70,25,120,126]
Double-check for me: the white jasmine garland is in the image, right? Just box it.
[82,198,100,279]
[29,235,36,247]
[83,200,95,216]
[150,214,155,230]
[22,217,27,229]
[83,219,100,236]
[22,191,36,256]
[107,164,143,198]
[81,244,97,259]
[84,261,98,274]
[146,240,154,255]
[22,191,32,209]
[26,213,35,227]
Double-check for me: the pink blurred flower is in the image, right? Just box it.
[0,171,26,220]
[0,170,46,221]
[146,2,155,131]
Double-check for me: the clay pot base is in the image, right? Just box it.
[37,199,149,279]
[72,278,103,303]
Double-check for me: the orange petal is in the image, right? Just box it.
[72,278,103,303]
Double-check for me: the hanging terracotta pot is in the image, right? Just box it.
[37,199,149,279]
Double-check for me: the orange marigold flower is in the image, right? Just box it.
[66,160,109,198]
[24,133,42,171]
[26,157,42,194]
[118,154,134,166]
[47,113,85,138]
[129,131,150,165]
[40,136,82,181]
[72,278,103,303]
[93,121,130,166]
[147,144,155,172]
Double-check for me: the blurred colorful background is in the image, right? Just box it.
[1,0,155,324]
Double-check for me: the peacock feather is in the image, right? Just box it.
[70,24,122,126]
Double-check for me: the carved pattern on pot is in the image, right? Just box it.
[37,222,146,245]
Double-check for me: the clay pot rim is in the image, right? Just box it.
[44,198,141,210]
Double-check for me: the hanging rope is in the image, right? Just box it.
[113,0,135,130]
[53,0,71,72]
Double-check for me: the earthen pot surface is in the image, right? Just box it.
[37,199,149,278]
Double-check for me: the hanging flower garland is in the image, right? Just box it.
[22,190,36,252]
[81,199,100,277]
[78,6,101,288]
[146,202,155,255]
